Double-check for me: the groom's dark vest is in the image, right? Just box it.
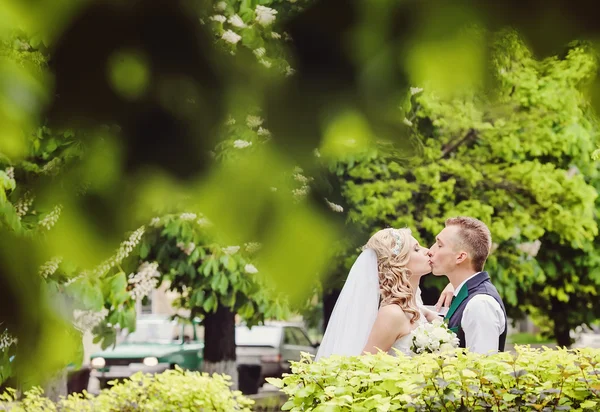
[445,272,507,352]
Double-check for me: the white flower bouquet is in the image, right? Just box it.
[411,319,460,354]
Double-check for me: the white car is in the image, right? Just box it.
[572,325,600,348]
[236,322,318,394]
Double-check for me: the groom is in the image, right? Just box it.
[428,217,507,354]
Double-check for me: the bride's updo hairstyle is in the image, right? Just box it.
[364,228,420,324]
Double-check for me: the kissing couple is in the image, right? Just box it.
[316,217,508,359]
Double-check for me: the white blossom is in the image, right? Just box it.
[210,15,226,23]
[228,14,246,28]
[244,264,258,274]
[410,86,424,95]
[233,140,253,149]
[225,116,236,125]
[222,30,242,44]
[39,256,62,279]
[196,217,212,227]
[177,241,196,256]
[271,32,281,39]
[566,166,579,178]
[94,226,145,276]
[180,212,197,221]
[244,242,262,253]
[294,173,311,184]
[42,158,61,174]
[491,242,499,253]
[292,186,309,200]
[150,217,161,227]
[215,1,227,11]
[0,330,17,351]
[246,115,264,128]
[222,246,240,255]
[253,47,266,58]
[257,127,271,138]
[128,262,160,301]
[285,66,295,77]
[5,167,14,180]
[39,205,62,230]
[517,240,542,258]
[259,59,272,68]
[64,272,85,286]
[14,192,34,217]
[325,198,344,213]
[255,5,277,26]
[73,308,109,332]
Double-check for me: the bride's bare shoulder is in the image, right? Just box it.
[378,304,412,336]
[378,304,410,323]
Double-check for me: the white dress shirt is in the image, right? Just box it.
[454,273,506,354]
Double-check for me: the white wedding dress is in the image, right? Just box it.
[388,310,427,356]
[387,289,427,356]
[315,249,431,360]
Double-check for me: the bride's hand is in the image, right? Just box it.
[435,283,454,311]
[422,307,439,322]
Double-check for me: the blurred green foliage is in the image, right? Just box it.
[1,0,600,386]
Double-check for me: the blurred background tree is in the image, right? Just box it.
[2,0,600,392]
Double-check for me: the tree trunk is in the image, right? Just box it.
[202,303,237,389]
[322,289,341,333]
[43,369,67,402]
[553,320,573,348]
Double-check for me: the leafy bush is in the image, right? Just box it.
[269,346,600,411]
[1,367,253,411]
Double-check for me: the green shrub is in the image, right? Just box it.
[1,367,253,411]
[269,346,600,411]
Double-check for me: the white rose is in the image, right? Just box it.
[414,333,429,349]
[440,343,455,352]
[432,326,451,341]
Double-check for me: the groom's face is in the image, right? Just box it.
[428,226,462,276]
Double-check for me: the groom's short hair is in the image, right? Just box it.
[445,216,492,272]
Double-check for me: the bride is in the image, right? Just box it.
[316,228,436,359]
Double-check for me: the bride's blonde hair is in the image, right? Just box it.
[364,228,420,324]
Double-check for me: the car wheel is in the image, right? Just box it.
[98,378,110,390]
[237,364,262,395]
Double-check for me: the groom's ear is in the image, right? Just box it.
[456,251,468,265]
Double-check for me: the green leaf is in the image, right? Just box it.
[66,277,104,311]
[139,241,150,259]
[580,400,597,409]
[218,274,229,294]
[203,294,216,313]
[106,272,129,304]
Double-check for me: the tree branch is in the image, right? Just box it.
[440,129,478,159]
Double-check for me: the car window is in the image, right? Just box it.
[236,326,282,347]
[124,319,179,344]
[291,328,312,346]
[283,327,298,345]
